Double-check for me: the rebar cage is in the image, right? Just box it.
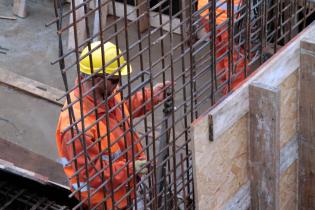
[50,0,314,209]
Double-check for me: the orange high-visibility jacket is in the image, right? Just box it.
[198,0,246,92]
[198,0,242,28]
[56,84,158,209]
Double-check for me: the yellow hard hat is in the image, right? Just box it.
[79,41,132,76]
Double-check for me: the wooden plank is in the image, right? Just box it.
[135,0,149,32]
[107,2,181,34]
[298,141,315,209]
[298,38,315,209]
[207,22,315,142]
[181,0,190,46]
[93,0,108,41]
[0,16,17,20]
[0,138,67,187]
[68,0,87,50]
[12,0,27,18]
[249,82,280,210]
[0,68,65,106]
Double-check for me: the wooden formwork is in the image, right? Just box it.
[191,22,315,210]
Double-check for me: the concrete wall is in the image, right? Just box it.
[192,22,315,210]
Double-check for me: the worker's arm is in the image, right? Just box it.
[61,130,133,189]
[128,81,172,118]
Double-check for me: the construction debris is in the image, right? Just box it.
[0,15,17,20]
[0,46,9,55]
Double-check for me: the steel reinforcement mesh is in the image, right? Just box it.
[49,0,314,209]
[0,170,78,210]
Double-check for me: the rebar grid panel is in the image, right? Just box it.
[50,0,314,209]
[0,183,67,210]
[0,177,70,210]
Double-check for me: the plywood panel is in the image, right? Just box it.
[280,161,298,210]
[0,68,65,106]
[192,115,249,210]
[279,71,298,148]
[68,0,87,50]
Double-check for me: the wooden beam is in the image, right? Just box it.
[68,0,87,50]
[298,37,315,209]
[135,0,149,32]
[107,2,181,34]
[0,68,65,106]
[0,16,17,20]
[93,0,108,41]
[181,0,191,46]
[12,0,27,18]
[0,138,67,187]
[249,82,280,210]
[207,22,315,142]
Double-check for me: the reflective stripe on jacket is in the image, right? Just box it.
[56,81,158,209]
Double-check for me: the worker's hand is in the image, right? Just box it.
[153,81,173,102]
[135,160,148,175]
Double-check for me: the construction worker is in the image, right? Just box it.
[198,0,247,93]
[56,41,172,209]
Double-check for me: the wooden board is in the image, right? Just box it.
[0,68,65,106]
[135,0,149,32]
[208,22,315,142]
[93,0,108,41]
[249,83,280,210]
[12,0,27,18]
[107,2,181,34]
[0,138,67,187]
[68,0,87,50]
[298,38,315,209]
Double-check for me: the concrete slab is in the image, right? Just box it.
[0,0,67,90]
[0,85,60,161]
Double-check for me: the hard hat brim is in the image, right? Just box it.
[117,64,132,76]
[80,63,132,76]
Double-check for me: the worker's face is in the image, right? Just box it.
[94,74,120,97]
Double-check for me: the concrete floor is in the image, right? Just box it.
[0,0,212,168]
[0,0,66,90]
[0,0,66,162]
